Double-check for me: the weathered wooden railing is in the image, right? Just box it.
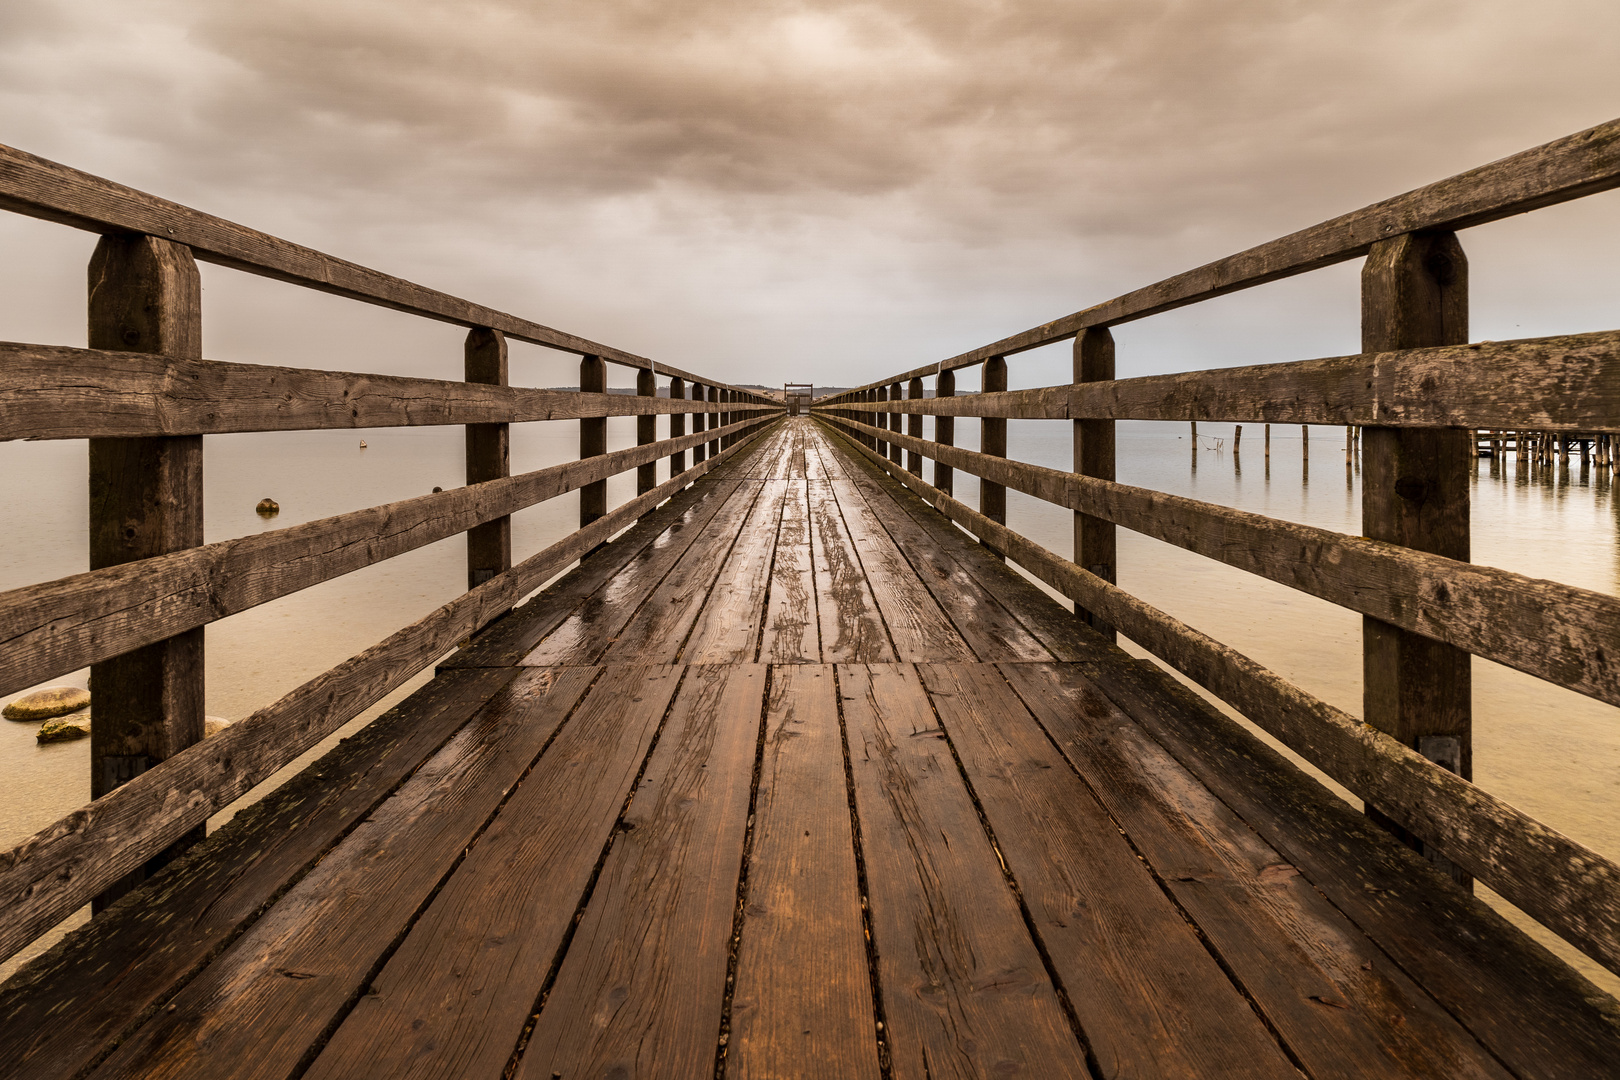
[0,143,783,963]
[815,116,1620,979]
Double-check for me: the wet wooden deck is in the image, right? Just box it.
[3,418,1618,1080]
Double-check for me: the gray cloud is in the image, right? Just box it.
[1,0,1617,385]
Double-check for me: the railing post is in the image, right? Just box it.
[982,356,1008,553]
[465,327,511,588]
[873,386,887,459]
[907,376,924,476]
[637,367,657,494]
[708,384,720,457]
[888,382,903,465]
[691,383,707,463]
[1074,327,1116,640]
[87,233,205,910]
[580,354,607,528]
[935,369,955,496]
[1361,230,1472,888]
[669,376,687,475]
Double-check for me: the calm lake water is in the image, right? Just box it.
[3,417,1616,995]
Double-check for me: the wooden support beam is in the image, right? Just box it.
[691,383,706,463]
[709,384,720,458]
[981,356,1008,552]
[888,382,903,465]
[464,328,510,590]
[906,377,924,476]
[1361,231,1472,886]
[86,233,205,911]
[579,354,607,528]
[669,377,686,474]
[1074,328,1115,639]
[636,367,657,494]
[934,369,955,496]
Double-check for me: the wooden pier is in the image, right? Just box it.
[3,120,1620,1079]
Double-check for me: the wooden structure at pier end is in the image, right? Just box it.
[1,118,1620,1079]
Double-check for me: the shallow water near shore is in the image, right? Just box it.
[2,418,1617,994]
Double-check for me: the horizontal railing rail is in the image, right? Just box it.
[0,145,786,965]
[814,113,1620,982]
[0,341,777,440]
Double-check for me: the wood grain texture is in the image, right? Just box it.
[806,479,893,663]
[84,667,601,1080]
[827,476,973,663]
[840,663,1090,1079]
[999,661,1515,1080]
[0,339,774,439]
[514,664,764,1080]
[441,478,737,669]
[0,414,768,698]
[820,426,1620,977]
[600,482,767,665]
[685,479,789,663]
[0,141,774,394]
[0,666,519,1080]
[729,664,880,1080]
[829,441,1050,662]
[918,663,1301,1080]
[832,438,1106,664]
[1067,657,1620,1080]
[464,327,512,590]
[302,665,681,1080]
[0,422,775,965]
[819,412,1620,709]
[761,476,820,663]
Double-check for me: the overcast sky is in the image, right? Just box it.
[2,0,1618,390]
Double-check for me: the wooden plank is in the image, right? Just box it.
[827,476,974,663]
[761,478,820,663]
[85,233,206,910]
[835,385,1069,419]
[84,666,602,1080]
[828,441,1050,662]
[820,411,1620,709]
[0,415,766,698]
[0,342,772,441]
[580,354,608,526]
[980,357,1008,535]
[464,327,512,589]
[806,480,892,663]
[1060,657,1620,1080]
[839,663,1089,1078]
[302,665,681,1080]
[599,482,768,664]
[637,368,658,494]
[0,141,772,394]
[999,661,1516,1080]
[441,477,736,669]
[0,423,774,964]
[824,425,1106,663]
[917,663,1301,1080]
[0,665,520,1080]
[729,664,880,1080]
[826,428,1620,978]
[513,664,764,1080]
[440,417,774,670]
[684,480,789,663]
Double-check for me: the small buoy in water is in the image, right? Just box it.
[432,486,443,494]
[359,440,368,449]
[256,498,280,516]
[5,686,90,721]
[205,715,231,738]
